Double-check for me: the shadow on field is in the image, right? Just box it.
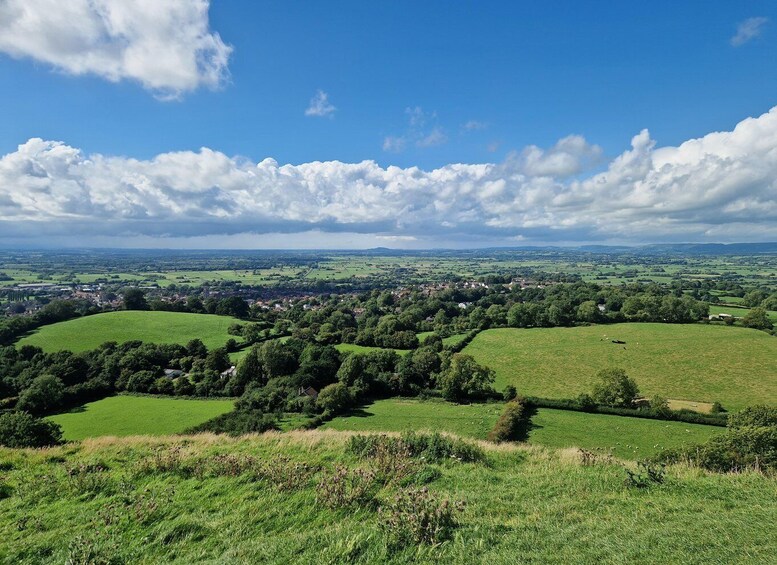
[514,404,539,442]
[341,406,375,419]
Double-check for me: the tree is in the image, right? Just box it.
[742,290,767,308]
[591,368,640,408]
[16,374,65,414]
[316,382,353,415]
[186,339,208,358]
[122,288,149,310]
[576,300,600,323]
[438,354,495,402]
[741,307,773,330]
[0,411,62,448]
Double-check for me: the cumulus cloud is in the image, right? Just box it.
[305,90,336,118]
[507,135,603,178]
[731,17,769,46]
[2,106,777,245]
[0,0,231,98]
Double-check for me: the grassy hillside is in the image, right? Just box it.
[527,408,720,460]
[17,311,242,352]
[1,432,775,563]
[47,395,235,440]
[322,398,503,440]
[464,324,777,409]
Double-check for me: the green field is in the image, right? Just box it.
[2,432,775,563]
[335,343,411,356]
[322,398,503,439]
[323,398,721,459]
[17,311,242,352]
[47,395,235,440]
[464,324,777,410]
[708,303,777,323]
[527,408,720,460]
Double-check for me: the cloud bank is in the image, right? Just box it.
[2,106,777,247]
[0,0,231,98]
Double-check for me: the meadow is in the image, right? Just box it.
[46,395,235,440]
[322,398,721,459]
[527,408,720,460]
[335,343,411,356]
[464,324,777,410]
[322,398,503,440]
[17,311,241,352]
[1,431,775,564]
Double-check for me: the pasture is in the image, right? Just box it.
[322,398,502,439]
[17,311,241,352]
[46,395,234,440]
[464,324,777,410]
[527,408,720,460]
[335,343,411,356]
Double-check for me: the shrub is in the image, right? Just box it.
[502,385,517,401]
[347,432,485,464]
[185,409,278,436]
[487,399,527,442]
[316,466,379,509]
[379,487,464,546]
[0,411,63,448]
[728,405,777,429]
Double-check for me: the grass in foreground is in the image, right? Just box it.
[464,323,777,410]
[322,398,503,440]
[527,408,721,460]
[17,311,242,352]
[46,395,235,440]
[0,432,775,564]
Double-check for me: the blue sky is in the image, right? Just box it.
[0,1,776,248]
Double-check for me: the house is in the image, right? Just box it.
[163,368,184,379]
[298,386,319,400]
[220,366,237,379]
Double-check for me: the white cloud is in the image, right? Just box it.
[462,120,488,131]
[508,135,603,177]
[0,0,231,99]
[416,128,448,148]
[3,106,777,245]
[731,17,769,46]
[305,89,336,118]
[382,136,406,153]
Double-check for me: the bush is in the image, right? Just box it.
[316,466,379,509]
[502,385,517,401]
[379,487,464,546]
[487,399,527,442]
[658,427,777,473]
[347,432,485,464]
[0,411,63,448]
[185,409,278,436]
[728,405,777,429]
